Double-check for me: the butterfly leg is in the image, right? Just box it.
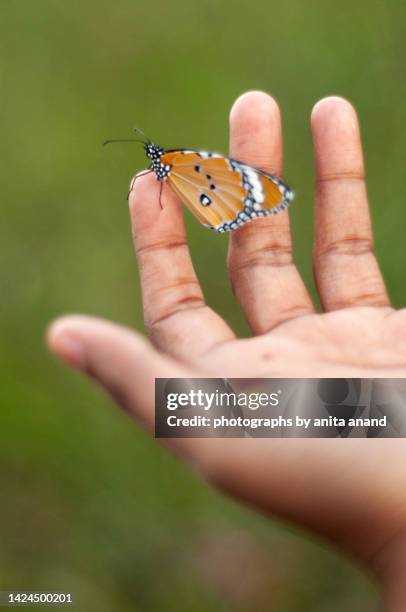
[127,169,153,200]
[158,181,164,210]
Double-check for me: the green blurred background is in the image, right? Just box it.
[2,0,405,609]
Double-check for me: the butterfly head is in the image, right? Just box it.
[145,142,165,162]
[103,129,171,181]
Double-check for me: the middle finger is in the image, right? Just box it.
[227,91,314,334]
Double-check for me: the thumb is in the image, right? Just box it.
[46,315,190,432]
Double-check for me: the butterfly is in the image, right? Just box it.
[104,128,294,233]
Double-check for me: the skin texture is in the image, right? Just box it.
[48,92,406,610]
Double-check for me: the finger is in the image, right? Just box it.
[311,97,390,311]
[129,173,234,360]
[228,91,314,333]
[47,315,184,428]
[47,315,217,465]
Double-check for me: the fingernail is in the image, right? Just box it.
[48,327,85,369]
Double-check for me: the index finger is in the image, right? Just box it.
[129,172,235,360]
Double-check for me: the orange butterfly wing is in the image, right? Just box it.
[160,150,293,232]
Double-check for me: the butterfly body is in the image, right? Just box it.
[144,143,170,180]
[143,142,294,232]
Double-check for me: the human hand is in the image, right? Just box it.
[48,92,406,609]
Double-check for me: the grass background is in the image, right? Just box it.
[1,0,405,609]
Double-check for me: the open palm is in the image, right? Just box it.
[49,92,406,607]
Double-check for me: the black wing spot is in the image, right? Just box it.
[200,193,212,206]
[206,174,212,180]
[194,165,201,172]
[209,184,216,190]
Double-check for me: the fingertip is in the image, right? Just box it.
[311,96,358,128]
[128,171,160,216]
[311,96,363,172]
[229,91,282,173]
[230,90,280,126]
[47,315,90,368]
[128,170,183,237]
[47,314,151,370]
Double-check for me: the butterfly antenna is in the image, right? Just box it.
[133,127,151,144]
[103,138,145,146]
